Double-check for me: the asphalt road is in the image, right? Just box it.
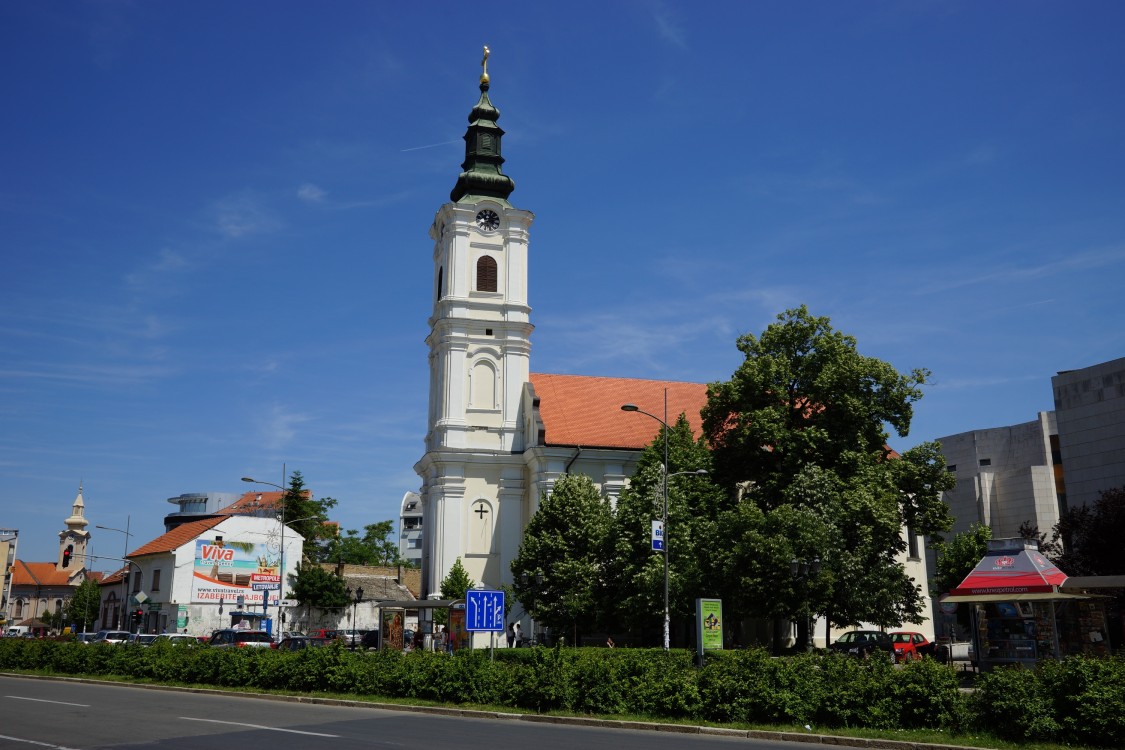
[0,676,842,750]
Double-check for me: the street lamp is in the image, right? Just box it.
[242,475,313,635]
[346,586,364,650]
[95,517,131,630]
[621,392,708,651]
[790,557,821,652]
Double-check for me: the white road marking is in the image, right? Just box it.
[0,734,83,750]
[179,717,340,737]
[5,696,90,707]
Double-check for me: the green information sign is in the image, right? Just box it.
[176,605,188,630]
[696,598,723,656]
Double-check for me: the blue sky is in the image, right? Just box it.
[3,1,1123,567]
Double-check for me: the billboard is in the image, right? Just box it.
[191,539,279,606]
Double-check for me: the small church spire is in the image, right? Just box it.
[450,45,516,205]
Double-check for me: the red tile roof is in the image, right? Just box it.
[218,491,285,516]
[99,566,129,586]
[11,561,76,587]
[529,373,709,450]
[129,517,225,558]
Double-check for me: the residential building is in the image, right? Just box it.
[399,491,422,568]
[99,514,303,636]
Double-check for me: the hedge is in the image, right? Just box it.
[2,639,1122,747]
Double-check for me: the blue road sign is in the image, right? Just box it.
[465,589,505,632]
[652,520,665,551]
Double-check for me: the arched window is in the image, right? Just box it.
[14,600,23,619]
[476,256,497,292]
[55,599,63,614]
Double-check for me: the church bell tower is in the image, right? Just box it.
[416,48,534,596]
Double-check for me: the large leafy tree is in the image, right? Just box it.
[324,521,404,566]
[511,473,613,641]
[65,578,101,632]
[702,306,953,643]
[279,470,338,561]
[1048,486,1125,577]
[288,562,349,624]
[606,414,724,645]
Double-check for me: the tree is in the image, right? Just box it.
[701,306,954,644]
[511,473,613,642]
[65,578,101,632]
[1048,486,1125,577]
[434,558,475,626]
[930,523,992,596]
[324,521,405,566]
[279,470,338,561]
[606,413,724,645]
[288,562,349,625]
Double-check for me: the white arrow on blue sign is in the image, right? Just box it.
[651,520,665,551]
[465,589,506,632]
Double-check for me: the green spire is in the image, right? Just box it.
[450,46,515,206]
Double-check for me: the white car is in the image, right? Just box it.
[92,630,132,644]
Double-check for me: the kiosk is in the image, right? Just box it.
[939,538,1109,670]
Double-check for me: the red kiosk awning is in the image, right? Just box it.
[948,538,1067,598]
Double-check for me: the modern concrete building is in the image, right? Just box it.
[1052,356,1125,511]
[936,412,1065,539]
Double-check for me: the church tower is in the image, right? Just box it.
[415,48,534,596]
[57,484,90,572]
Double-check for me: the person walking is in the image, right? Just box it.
[513,621,522,647]
[506,622,516,648]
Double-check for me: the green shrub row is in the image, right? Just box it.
[2,639,1122,747]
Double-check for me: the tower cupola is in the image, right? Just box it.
[450,46,516,205]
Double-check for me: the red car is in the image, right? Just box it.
[890,631,936,662]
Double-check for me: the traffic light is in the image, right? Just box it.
[133,609,144,626]
[62,544,73,568]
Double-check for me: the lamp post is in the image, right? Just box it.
[621,392,708,651]
[790,557,821,652]
[242,474,307,636]
[345,586,364,650]
[95,517,131,630]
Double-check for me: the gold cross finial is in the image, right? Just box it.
[481,45,490,85]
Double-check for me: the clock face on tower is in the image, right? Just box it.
[475,209,500,232]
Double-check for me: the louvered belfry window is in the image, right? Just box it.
[476,256,497,292]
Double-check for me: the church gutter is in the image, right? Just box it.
[565,447,582,474]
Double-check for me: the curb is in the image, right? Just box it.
[1,673,993,750]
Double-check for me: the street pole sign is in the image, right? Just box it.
[651,520,664,551]
[465,589,505,631]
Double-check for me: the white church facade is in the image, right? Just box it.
[413,52,934,646]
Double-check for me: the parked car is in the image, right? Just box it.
[360,630,381,650]
[92,630,132,644]
[273,636,331,651]
[889,631,936,662]
[73,632,97,644]
[336,629,368,647]
[128,633,159,646]
[209,629,273,648]
[151,634,200,646]
[828,630,894,660]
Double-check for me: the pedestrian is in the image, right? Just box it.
[606,636,615,648]
[513,621,522,647]
[506,622,515,648]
